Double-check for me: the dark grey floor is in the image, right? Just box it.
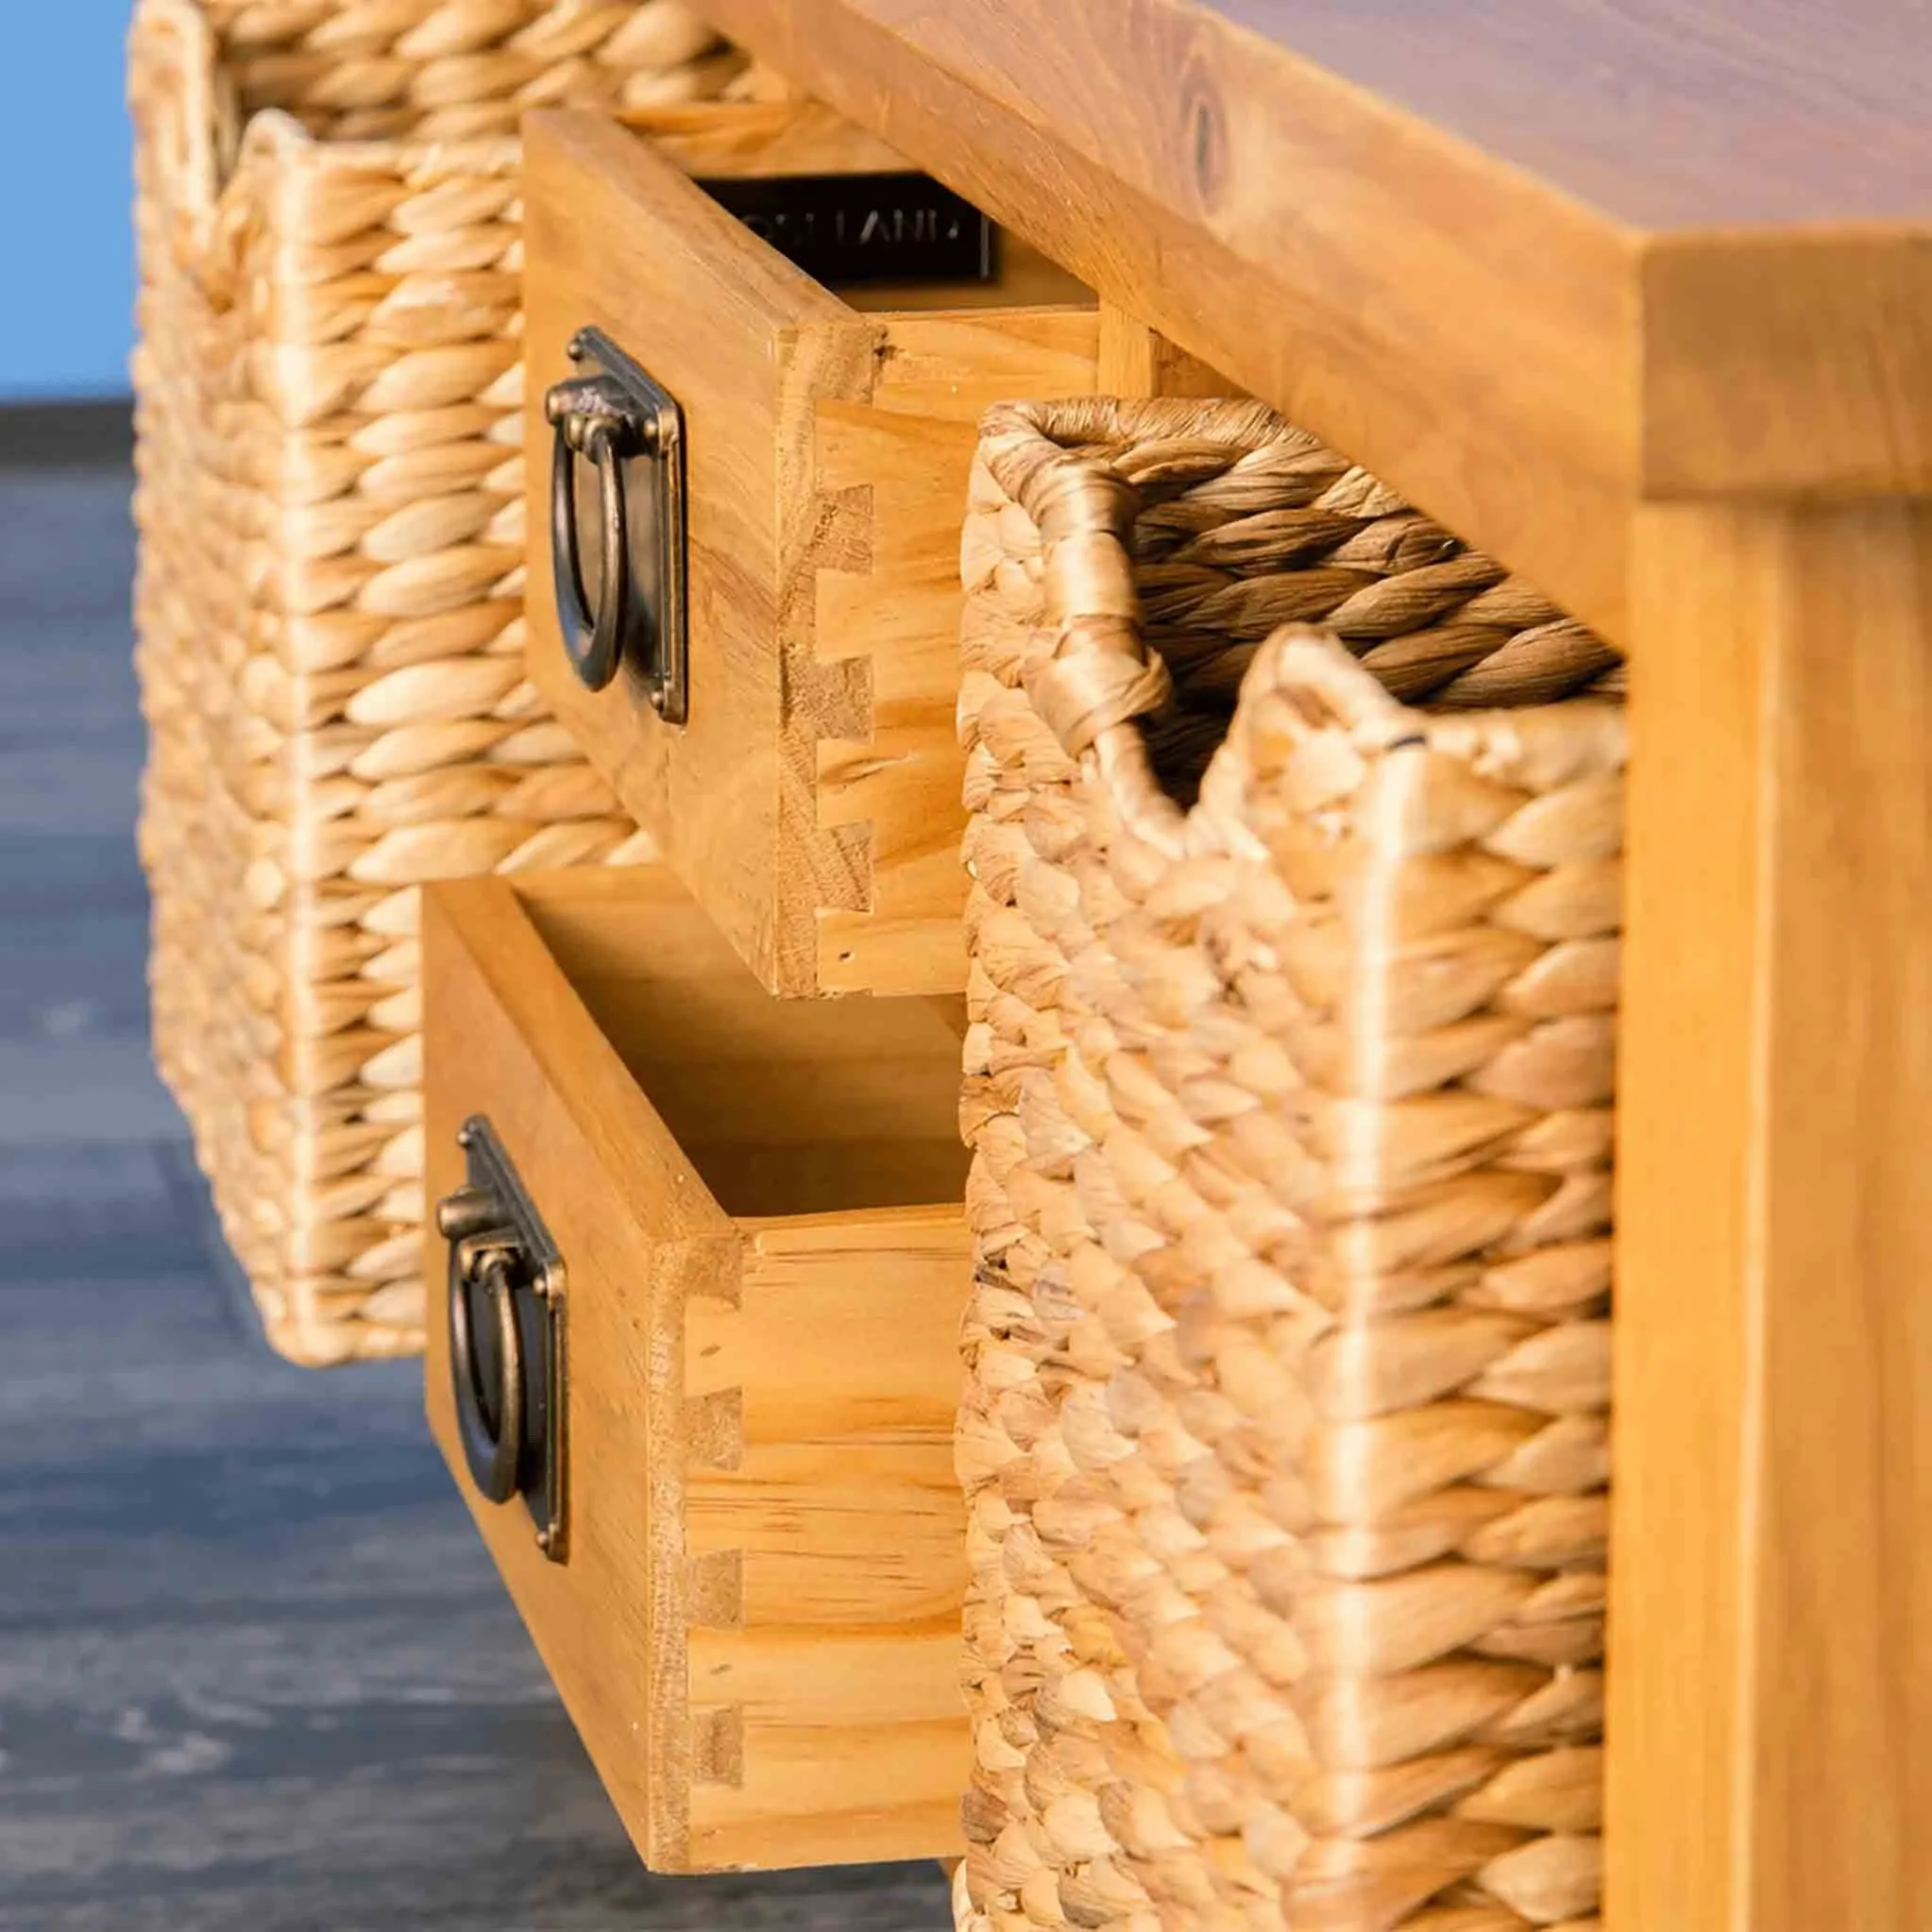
[0,423,949,1932]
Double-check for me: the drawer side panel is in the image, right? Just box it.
[684,1206,973,1863]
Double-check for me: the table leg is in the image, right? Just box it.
[1611,500,1932,1928]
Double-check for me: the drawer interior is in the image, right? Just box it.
[699,195,1091,318]
[620,99,1091,314]
[518,879,970,1217]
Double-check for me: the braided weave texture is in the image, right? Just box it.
[956,400,1623,1932]
[197,0,742,140]
[129,0,740,1364]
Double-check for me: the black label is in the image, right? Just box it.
[697,171,996,286]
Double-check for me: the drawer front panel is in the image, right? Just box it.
[524,112,867,1002]
[423,868,970,1871]
[525,109,1097,999]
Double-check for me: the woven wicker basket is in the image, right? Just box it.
[955,398,1626,1932]
[128,0,744,1365]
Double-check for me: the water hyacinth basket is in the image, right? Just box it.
[956,397,1625,1932]
[128,0,743,1363]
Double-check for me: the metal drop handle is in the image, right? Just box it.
[435,1119,568,1559]
[448,1237,523,1505]
[544,329,687,720]
[547,397,631,693]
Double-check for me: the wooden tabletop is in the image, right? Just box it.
[1212,0,1932,229]
[699,0,1932,638]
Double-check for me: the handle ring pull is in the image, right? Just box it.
[448,1242,523,1506]
[549,398,637,694]
[544,331,686,720]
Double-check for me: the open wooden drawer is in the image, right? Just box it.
[421,866,971,1871]
[522,104,1099,1002]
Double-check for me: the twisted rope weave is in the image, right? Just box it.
[956,399,1622,1932]
[130,0,739,1363]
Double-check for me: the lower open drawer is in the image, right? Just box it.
[421,867,971,1871]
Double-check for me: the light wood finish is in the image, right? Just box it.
[1095,304,1229,400]
[697,0,1932,642]
[614,95,907,175]
[421,865,971,1871]
[524,108,1097,1000]
[685,1214,970,1869]
[676,12,1932,1924]
[1611,501,1932,1932]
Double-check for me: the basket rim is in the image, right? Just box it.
[974,394,1625,857]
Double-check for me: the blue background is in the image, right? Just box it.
[2,5,136,398]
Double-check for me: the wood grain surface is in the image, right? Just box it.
[696,0,1932,642]
[668,14,1932,1925]
[423,869,971,1873]
[0,443,949,1931]
[1207,0,1932,228]
[1095,305,1229,400]
[1613,500,1932,1932]
[524,107,1094,998]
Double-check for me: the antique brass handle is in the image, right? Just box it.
[446,1229,523,1506]
[436,1118,568,1559]
[546,385,630,694]
[544,329,686,719]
